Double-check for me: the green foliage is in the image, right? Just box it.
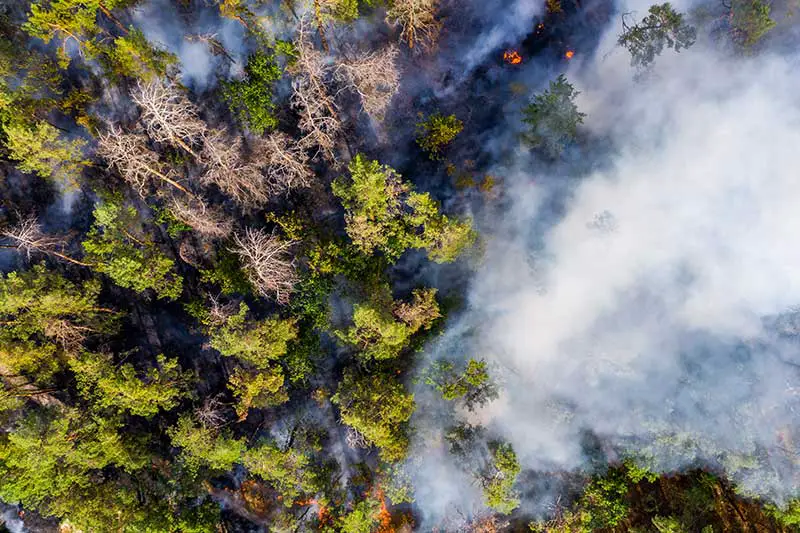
[209,302,298,368]
[71,352,192,418]
[767,499,800,526]
[652,515,689,533]
[483,442,521,514]
[242,441,315,504]
[0,408,146,512]
[623,460,659,483]
[424,358,498,410]
[2,119,87,184]
[223,50,281,134]
[0,265,115,380]
[337,286,440,361]
[200,247,253,296]
[320,0,361,21]
[340,498,380,533]
[731,0,776,48]
[83,198,183,300]
[332,371,415,462]
[333,154,475,262]
[228,366,287,417]
[618,3,696,67]
[23,0,106,67]
[168,415,245,472]
[106,27,177,81]
[522,74,585,158]
[581,469,630,529]
[416,113,463,159]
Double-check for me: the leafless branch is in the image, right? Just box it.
[97,124,190,196]
[1,216,91,267]
[290,18,341,161]
[252,132,314,195]
[335,45,401,121]
[131,80,207,157]
[231,227,299,304]
[386,0,441,50]
[199,129,271,208]
[168,195,233,239]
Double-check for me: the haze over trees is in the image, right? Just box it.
[0,0,792,531]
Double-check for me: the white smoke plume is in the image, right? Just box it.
[408,5,800,523]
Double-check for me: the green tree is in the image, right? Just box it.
[340,498,381,533]
[483,442,521,514]
[731,0,776,48]
[228,366,288,418]
[82,197,183,300]
[168,414,245,472]
[337,286,440,361]
[0,265,116,381]
[70,352,192,418]
[618,3,696,67]
[222,50,281,134]
[416,112,463,159]
[424,358,498,410]
[580,469,630,528]
[522,75,585,158]
[242,441,315,504]
[332,371,415,462]
[0,408,147,513]
[333,154,475,262]
[208,302,297,368]
[2,119,87,184]
[105,27,177,81]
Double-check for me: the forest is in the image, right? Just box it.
[0,0,798,531]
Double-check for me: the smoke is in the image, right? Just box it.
[407,1,800,523]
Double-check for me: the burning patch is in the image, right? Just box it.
[504,49,523,65]
[565,49,575,59]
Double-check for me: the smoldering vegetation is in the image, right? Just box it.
[0,0,797,531]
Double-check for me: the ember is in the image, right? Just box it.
[503,49,522,65]
[565,50,575,59]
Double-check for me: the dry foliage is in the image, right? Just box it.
[335,46,401,121]
[200,130,270,208]
[97,125,189,196]
[195,395,228,430]
[253,132,314,194]
[393,288,440,331]
[386,0,441,50]
[169,196,233,239]
[290,19,341,161]
[131,80,207,157]
[1,216,90,267]
[231,227,299,303]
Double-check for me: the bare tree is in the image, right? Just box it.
[195,395,228,430]
[253,132,314,194]
[131,80,207,157]
[97,125,190,196]
[290,19,341,161]
[335,46,401,121]
[386,0,441,50]
[1,216,91,267]
[168,195,233,239]
[231,227,298,304]
[200,129,271,208]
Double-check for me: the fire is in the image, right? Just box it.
[376,487,394,533]
[565,50,575,59]
[503,49,522,65]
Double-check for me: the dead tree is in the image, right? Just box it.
[131,80,207,157]
[1,216,91,267]
[253,132,313,195]
[231,227,298,304]
[386,0,441,50]
[168,196,233,239]
[335,45,401,121]
[200,129,271,208]
[290,19,341,161]
[97,125,190,196]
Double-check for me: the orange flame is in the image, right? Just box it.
[376,488,394,533]
[503,49,522,65]
[565,50,575,59]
